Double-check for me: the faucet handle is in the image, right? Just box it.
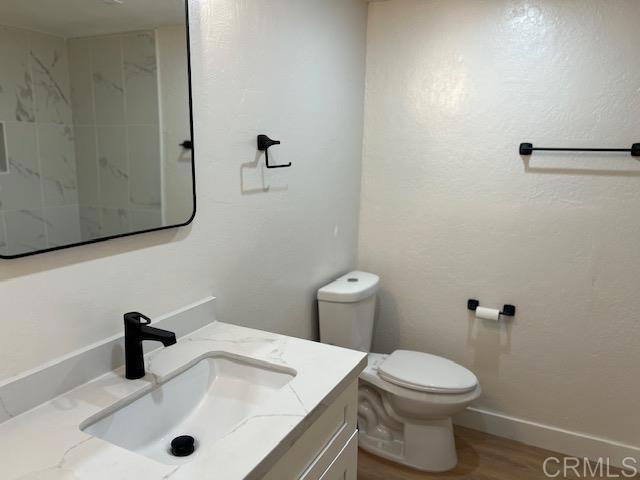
[124,312,151,327]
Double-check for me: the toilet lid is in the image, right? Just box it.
[378,350,478,394]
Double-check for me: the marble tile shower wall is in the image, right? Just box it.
[0,25,80,256]
[68,31,162,241]
[0,26,162,256]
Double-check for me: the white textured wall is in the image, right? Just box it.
[359,0,640,448]
[0,0,367,380]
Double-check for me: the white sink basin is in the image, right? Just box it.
[81,354,296,465]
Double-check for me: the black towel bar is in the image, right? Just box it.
[520,143,640,157]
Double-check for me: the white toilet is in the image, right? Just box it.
[318,271,481,472]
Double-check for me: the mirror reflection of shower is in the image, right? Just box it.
[0,0,194,258]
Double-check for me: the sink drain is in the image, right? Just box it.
[170,435,196,457]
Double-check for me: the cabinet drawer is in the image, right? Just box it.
[319,431,358,480]
[262,380,357,480]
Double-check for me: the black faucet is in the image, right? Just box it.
[124,312,177,379]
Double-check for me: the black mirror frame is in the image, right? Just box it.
[0,1,197,260]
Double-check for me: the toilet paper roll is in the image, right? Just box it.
[476,307,501,321]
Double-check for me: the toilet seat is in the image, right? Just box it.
[378,350,478,394]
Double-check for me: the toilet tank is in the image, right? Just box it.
[317,271,380,352]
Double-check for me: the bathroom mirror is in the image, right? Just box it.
[0,0,195,259]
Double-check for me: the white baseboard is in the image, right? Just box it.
[454,407,640,469]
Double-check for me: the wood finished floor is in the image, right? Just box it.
[357,427,638,480]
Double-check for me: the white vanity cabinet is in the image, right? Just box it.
[262,380,358,480]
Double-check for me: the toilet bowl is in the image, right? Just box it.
[318,271,481,472]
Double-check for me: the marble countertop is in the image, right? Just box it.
[0,321,367,480]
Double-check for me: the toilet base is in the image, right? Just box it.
[356,353,480,472]
[358,416,458,472]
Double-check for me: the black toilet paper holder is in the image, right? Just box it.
[467,299,516,317]
[257,134,292,169]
